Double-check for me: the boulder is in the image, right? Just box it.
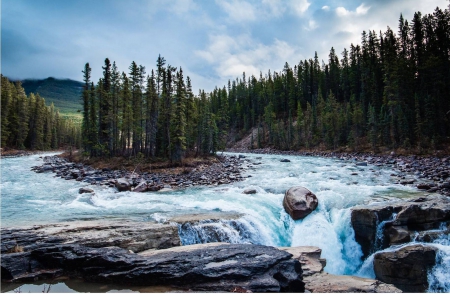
[78,187,94,194]
[280,159,291,162]
[278,246,400,293]
[243,188,257,194]
[351,195,450,257]
[3,243,304,292]
[374,244,437,292]
[386,226,410,244]
[283,186,318,220]
[115,177,131,191]
[133,181,148,192]
[278,246,326,277]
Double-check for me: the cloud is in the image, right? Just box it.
[336,3,370,17]
[196,34,304,80]
[322,6,330,11]
[216,0,257,22]
[291,0,311,15]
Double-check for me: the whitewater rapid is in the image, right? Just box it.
[1,152,448,291]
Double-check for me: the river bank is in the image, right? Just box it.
[227,147,450,196]
[31,153,247,192]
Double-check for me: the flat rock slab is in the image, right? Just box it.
[1,220,181,254]
[303,273,401,293]
[2,243,304,292]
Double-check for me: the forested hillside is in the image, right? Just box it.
[21,77,83,120]
[1,75,81,150]
[209,7,450,152]
[82,7,449,162]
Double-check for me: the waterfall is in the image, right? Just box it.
[374,213,398,252]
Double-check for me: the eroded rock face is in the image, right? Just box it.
[374,244,437,292]
[2,243,304,292]
[1,220,181,254]
[351,195,450,257]
[277,246,400,293]
[283,186,318,220]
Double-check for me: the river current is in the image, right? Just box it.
[1,152,449,292]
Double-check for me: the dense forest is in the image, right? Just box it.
[81,57,221,161]
[209,7,450,152]
[1,75,81,150]
[82,7,449,161]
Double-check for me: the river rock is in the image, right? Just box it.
[351,195,450,257]
[3,243,304,292]
[133,180,148,192]
[278,246,400,293]
[243,188,257,194]
[115,177,131,191]
[374,244,437,292]
[78,187,94,194]
[280,159,291,162]
[283,186,318,220]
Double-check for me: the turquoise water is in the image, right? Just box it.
[1,152,448,291]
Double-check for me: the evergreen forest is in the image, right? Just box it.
[209,7,450,152]
[1,75,82,150]
[81,7,449,161]
[3,9,448,159]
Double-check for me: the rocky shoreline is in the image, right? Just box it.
[31,154,247,192]
[227,147,450,196]
[1,218,401,293]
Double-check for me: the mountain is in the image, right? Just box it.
[20,77,83,117]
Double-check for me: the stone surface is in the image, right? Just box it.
[303,273,401,293]
[115,177,132,191]
[283,186,318,220]
[374,244,437,292]
[278,246,326,277]
[278,246,400,293]
[2,243,304,292]
[351,195,450,257]
[243,188,257,194]
[78,187,94,194]
[133,180,148,192]
[1,220,181,254]
[280,159,291,162]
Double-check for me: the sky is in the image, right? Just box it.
[2,0,449,93]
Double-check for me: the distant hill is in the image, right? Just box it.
[20,77,83,118]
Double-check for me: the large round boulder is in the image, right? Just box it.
[283,186,318,220]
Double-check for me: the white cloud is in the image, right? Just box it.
[322,5,330,11]
[196,34,304,80]
[291,0,311,15]
[336,3,370,17]
[216,0,257,22]
[356,3,370,15]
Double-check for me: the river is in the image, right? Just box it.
[1,152,449,292]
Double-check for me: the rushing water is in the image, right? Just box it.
[1,152,449,292]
